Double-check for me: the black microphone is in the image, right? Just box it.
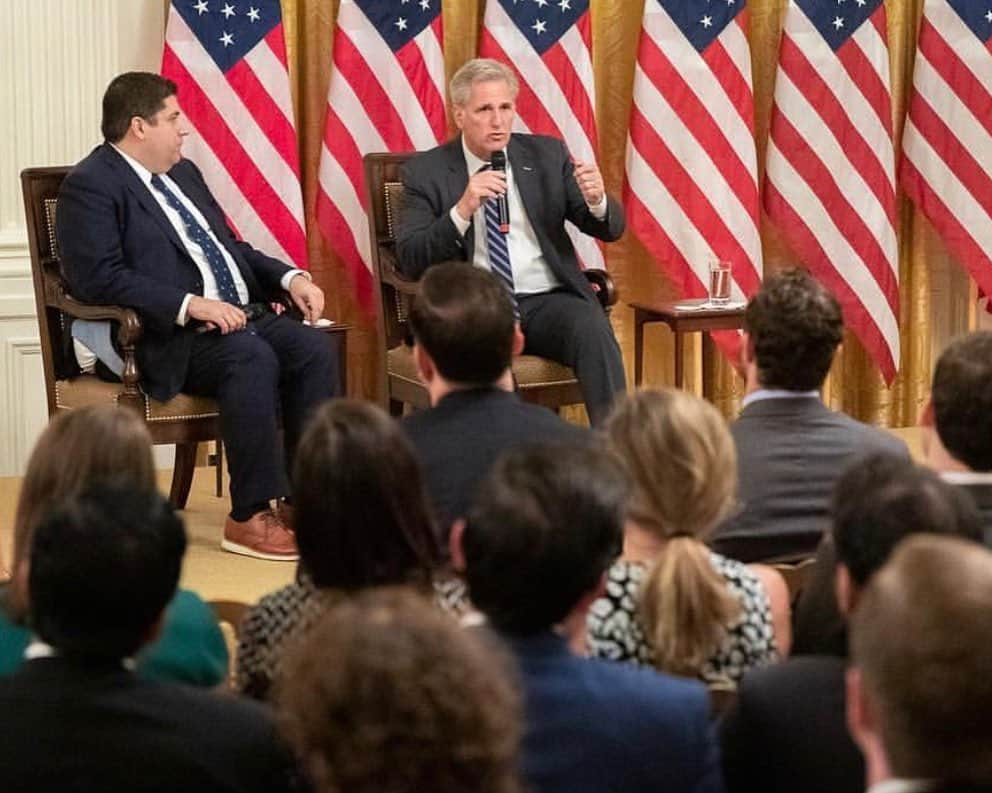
[490,151,510,234]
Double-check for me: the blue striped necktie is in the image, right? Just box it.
[479,165,516,308]
[150,174,241,305]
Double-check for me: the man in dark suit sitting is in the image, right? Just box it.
[848,535,992,793]
[396,58,626,425]
[922,330,992,538]
[721,454,982,793]
[57,72,338,560]
[401,263,587,540]
[711,268,908,561]
[453,445,722,793]
[0,484,296,792]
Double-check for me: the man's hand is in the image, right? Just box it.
[289,274,325,323]
[573,160,605,206]
[454,168,508,222]
[187,296,247,334]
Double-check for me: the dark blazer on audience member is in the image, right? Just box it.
[0,656,296,792]
[721,656,862,793]
[507,632,724,793]
[57,143,293,402]
[711,397,909,562]
[402,387,588,534]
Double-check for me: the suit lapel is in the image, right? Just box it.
[508,136,542,234]
[445,140,474,261]
[103,144,187,256]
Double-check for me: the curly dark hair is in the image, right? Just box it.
[744,268,843,391]
[277,587,522,793]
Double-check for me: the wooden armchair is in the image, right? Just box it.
[363,152,618,416]
[21,166,221,508]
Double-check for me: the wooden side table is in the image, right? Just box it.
[315,321,349,396]
[631,299,745,388]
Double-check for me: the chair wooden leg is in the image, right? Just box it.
[214,440,224,498]
[170,442,198,510]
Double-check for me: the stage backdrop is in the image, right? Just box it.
[270,0,972,428]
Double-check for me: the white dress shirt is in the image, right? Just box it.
[111,145,303,324]
[448,138,607,296]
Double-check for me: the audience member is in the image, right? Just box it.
[236,399,443,701]
[278,587,521,793]
[794,331,992,654]
[402,262,587,538]
[847,535,992,792]
[397,58,626,425]
[0,485,295,792]
[0,405,226,686]
[457,445,723,793]
[57,71,338,560]
[923,330,992,538]
[721,455,981,793]
[587,388,789,684]
[711,268,908,561]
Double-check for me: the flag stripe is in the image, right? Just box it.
[162,44,307,267]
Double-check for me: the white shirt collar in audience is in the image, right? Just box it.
[742,388,820,409]
[940,470,992,486]
[866,779,937,793]
[25,639,136,670]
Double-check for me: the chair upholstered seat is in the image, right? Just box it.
[387,345,578,390]
[55,375,220,422]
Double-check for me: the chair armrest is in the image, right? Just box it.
[583,268,618,310]
[379,246,421,296]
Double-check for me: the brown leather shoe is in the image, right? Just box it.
[222,509,298,561]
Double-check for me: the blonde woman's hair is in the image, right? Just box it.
[449,58,519,106]
[8,405,156,619]
[604,388,740,678]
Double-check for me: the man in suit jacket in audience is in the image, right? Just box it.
[721,455,982,793]
[794,331,992,655]
[710,269,908,562]
[0,485,296,792]
[396,58,626,425]
[401,263,587,541]
[57,72,338,560]
[847,535,992,793]
[454,445,723,793]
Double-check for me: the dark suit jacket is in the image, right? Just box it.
[721,656,862,793]
[402,388,588,536]
[57,143,292,401]
[712,397,910,561]
[395,134,624,305]
[506,632,724,793]
[0,656,295,792]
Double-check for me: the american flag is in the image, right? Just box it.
[625,1,762,326]
[161,0,308,269]
[901,0,992,301]
[764,0,899,383]
[480,0,605,271]
[316,0,446,308]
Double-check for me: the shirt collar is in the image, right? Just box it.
[110,143,154,187]
[460,136,508,176]
[26,639,136,670]
[742,388,820,409]
[940,470,992,486]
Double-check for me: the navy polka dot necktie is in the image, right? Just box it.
[150,174,241,305]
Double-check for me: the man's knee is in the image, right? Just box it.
[222,331,280,382]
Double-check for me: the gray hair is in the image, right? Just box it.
[449,59,519,106]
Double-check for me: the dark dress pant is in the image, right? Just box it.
[183,313,337,517]
[518,289,626,425]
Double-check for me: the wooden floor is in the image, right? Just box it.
[0,426,923,606]
[0,466,295,604]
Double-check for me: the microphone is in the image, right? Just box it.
[490,151,510,234]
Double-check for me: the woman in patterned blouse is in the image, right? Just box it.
[236,399,443,701]
[586,389,791,685]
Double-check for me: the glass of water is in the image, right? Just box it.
[708,259,731,307]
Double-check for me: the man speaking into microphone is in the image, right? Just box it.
[396,58,626,425]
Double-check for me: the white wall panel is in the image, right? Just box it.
[0,0,164,474]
